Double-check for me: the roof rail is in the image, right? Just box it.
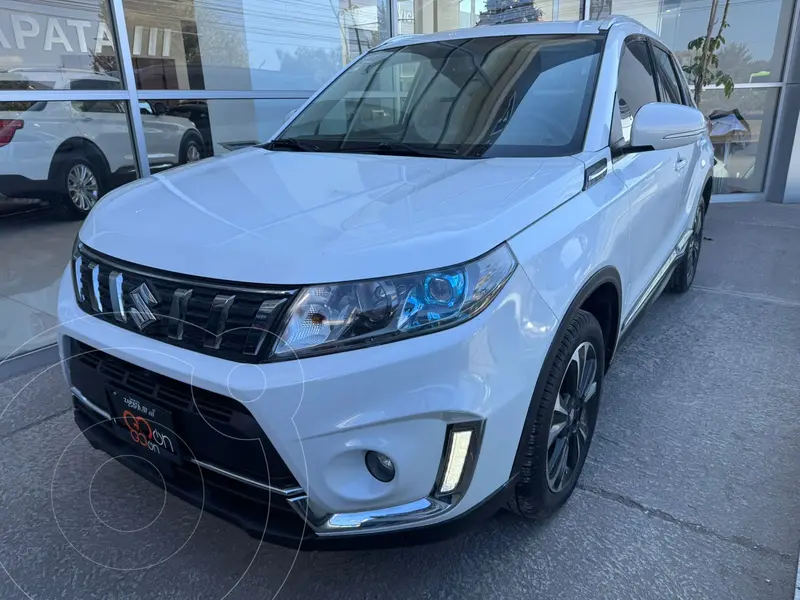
[597,14,641,30]
[7,67,103,75]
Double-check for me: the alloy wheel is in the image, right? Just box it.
[186,144,201,162]
[685,208,703,285]
[546,341,598,493]
[67,164,99,212]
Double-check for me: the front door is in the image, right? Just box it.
[612,38,684,314]
[651,42,706,240]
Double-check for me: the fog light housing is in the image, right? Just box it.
[434,421,483,500]
[365,451,395,482]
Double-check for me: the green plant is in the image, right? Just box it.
[683,0,734,106]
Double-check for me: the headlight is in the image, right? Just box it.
[273,244,516,358]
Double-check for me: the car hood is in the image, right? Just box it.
[79,148,585,284]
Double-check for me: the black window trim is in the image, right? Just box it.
[641,37,664,103]
[649,39,688,107]
[667,44,695,108]
[610,34,662,158]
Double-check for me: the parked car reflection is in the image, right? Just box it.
[0,69,203,219]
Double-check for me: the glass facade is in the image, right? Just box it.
[0,0,391,359]
[593,0,795,194]
[397,0,583,33]
[0,0,797,360]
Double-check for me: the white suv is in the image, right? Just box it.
[0,69,204,218]
[58,17,713,549]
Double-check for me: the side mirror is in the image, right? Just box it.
[630,103,707,151]
[152,102,168,116]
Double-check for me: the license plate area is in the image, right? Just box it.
[108,389,182,464]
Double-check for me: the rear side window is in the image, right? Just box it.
[613,40,658,146]
[72,100,124,114]
[652,46,683,105]
[0,101,47,112]
[69,78,119,91]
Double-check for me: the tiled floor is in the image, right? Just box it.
[0,203,79,359]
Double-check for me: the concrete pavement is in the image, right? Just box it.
[0,202,798,599]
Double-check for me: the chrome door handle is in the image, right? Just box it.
[675,157,687,172]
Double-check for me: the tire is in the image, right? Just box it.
[179,132,204,165]
[51,155,107,220]
[667,201,704,294]
[507,309,605,519]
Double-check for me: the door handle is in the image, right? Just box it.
[675,156,687,172]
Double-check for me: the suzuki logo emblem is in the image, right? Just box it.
[128,283,159,331]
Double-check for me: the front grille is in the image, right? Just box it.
[69,338,300,489]
[73,244,296,363]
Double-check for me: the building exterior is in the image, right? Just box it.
[0,0,798,362]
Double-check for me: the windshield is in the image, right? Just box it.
[275,34,604,158]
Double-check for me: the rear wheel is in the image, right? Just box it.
[508,309,604,519]
[51,155,107,220]
[668,202,704,294]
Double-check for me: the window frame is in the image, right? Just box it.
[278,34,609,158]
[610,34,662,153]
[72,99,126,114]
[650,41,690,107]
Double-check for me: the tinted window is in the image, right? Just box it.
[615,40,658,145]
[72,100,124,114]
[69,78,121,91]
[0,78,54,91]
[278,35,605,158]
[652,46,683,105]
[0,101,47,112]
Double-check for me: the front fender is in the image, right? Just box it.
[507,167,630,326]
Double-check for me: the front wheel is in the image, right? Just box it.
[508,309,604,519]
[179,132,204,165]
[668,202,704,294]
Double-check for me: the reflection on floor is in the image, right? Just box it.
[0,202,79,360]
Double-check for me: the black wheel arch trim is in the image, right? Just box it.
[47,137,112,186]
[178,129,206,161]
[702,169,713,213]
[181,128,203,142]
[508,266,622,481]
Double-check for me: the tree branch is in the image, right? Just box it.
[694,0,719,105]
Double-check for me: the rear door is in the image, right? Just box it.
[138,102,184,168]
[69,100,133,173]
[612,38,684,314]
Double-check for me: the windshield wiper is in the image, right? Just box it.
[264,138,320,152]
[358,142,462,159]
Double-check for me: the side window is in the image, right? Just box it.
[652,46,683,105]
[72,100,124,114]
[673,56,695,107]
[614,40,658,146]
[69,78,119,91]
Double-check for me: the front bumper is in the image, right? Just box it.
[58,266,558,546]
[72,392,515,550]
